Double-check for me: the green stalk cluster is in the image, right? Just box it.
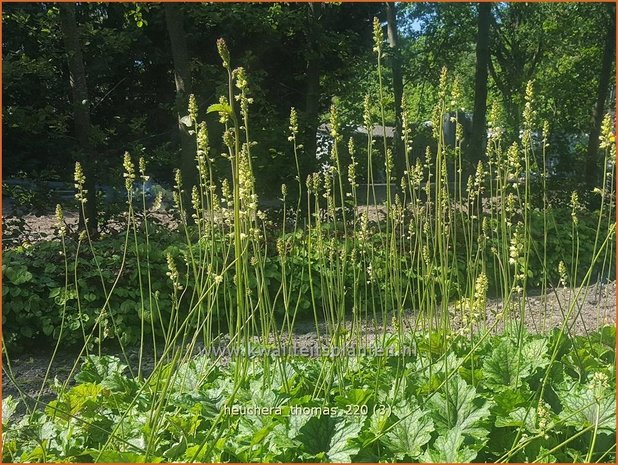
[7,32,615,462]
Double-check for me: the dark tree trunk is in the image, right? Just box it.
[489,4,544,144]
[59,4,98,235]
[304,56,320,171]
[585,3,616,187]
[303,2,322,178]
[489,51,522,143]
[386,2,406,184]
[469,2,491,168]
[165,4,197,207]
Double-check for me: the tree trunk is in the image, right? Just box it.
[386,2,406,184]
[469,2,491,168]
[59,4,98,235]
[585,3,616,187]
[303,2,322,178]
[165,4,197,209]
[304,56,320,173]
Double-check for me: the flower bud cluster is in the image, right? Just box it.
[123,152,135,192]
[74,162,87,203]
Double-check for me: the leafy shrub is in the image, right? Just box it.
[2,227,181,351]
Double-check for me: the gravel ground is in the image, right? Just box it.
[3,209,179,245]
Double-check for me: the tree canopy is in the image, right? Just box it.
[3,2,615,199]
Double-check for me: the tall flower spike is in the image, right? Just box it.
[456,122,464,145]
[217,96,230,124]
[123,152,136,191]
[487,101,503,143]
[152,191,162,211]
[223,128,235,150]
[481,216,490,240]
[524,80,534,113]
[509,222,524,266]
[74,161,85,187]
[233,67,252,120]
[233,67,248,90]
[570,191,579,225]
[363,94,372,131]
[139,157,149,181]
[599,113,615,150]
[174,168,182,190]
[438,67,448,102]
[197,121,209,155]
[166,253,180,290]
[431,104,441,141]
[474,272,488,309]
[191,185,200,219]
[372,17,383,54]
[348,137,358,187]
[451,75,462,110]
[558,260,568,287]
[74,161,86,203]
[188,94,198,123]
[348,157,358,189]
[55,204,66,236]
[289,107,298,140]
[385,148,393,174]
[542,120,550,147]
[474,161,485,192]
[312,172,321,193]
[402,107,411,141]
[221,178,231,204]
[507,142,520,183]
[216,38,230,69]
[522,80,536,146]
[329,103,341,142]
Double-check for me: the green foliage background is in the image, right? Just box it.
[3,3,614,195]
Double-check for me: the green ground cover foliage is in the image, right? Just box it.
[3,327,615,462]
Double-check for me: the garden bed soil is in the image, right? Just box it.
[3,209,179,244]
